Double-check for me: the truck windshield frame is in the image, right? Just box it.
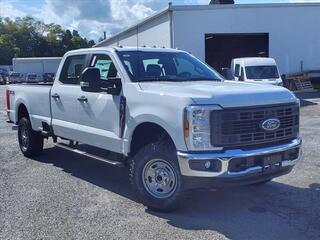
[245,65,279,80]
[117,51,222,82]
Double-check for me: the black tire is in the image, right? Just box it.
[129,140,183,212]
[18,117,43,157]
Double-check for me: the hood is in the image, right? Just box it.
[138,80,297,108]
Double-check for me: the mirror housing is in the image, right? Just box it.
[101,78,122,95]
[221,68,234,80]
[239,74,244,81]
[80,67,101,92]
[80,67,122,95]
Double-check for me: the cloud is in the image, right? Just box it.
[0,0,212,41]
[9,0,320,42]
[32,0,161,41]
[288,0,320,2]
[109,0,155,25]
[0,1,26,19]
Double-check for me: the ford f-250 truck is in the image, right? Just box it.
[6,47,301,211]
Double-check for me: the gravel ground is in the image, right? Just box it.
[0,85,319,240]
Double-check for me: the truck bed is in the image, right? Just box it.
[8,84,52,130]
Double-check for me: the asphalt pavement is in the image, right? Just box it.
[0,85,319,240]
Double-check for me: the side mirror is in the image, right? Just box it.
[101,78,122,95]
[239,68,245,81]
[221,68,234,80]
[80,67,101,92]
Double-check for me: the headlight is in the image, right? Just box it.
[277,82,283,86]
[184,105,222,151]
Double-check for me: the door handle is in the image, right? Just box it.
[51,93,60,99]
[77,96,88,102]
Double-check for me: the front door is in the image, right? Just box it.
[76,53,123,153]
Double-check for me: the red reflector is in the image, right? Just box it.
[6,88,10,110]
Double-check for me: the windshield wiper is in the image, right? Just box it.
[138,77,221,82]
[187,77,221,81]
[138,77,189,82]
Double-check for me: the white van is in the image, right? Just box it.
[231,57,283,86]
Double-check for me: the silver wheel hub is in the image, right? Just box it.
[20,124,29,151]
[142,159,177,199]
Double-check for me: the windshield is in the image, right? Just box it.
[245,65,279,80]
[117,51,222,82]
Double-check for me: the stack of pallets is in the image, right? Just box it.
[283,71,319,92]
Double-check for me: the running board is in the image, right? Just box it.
[55,143,125,167]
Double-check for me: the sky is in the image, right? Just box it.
[0,0,319,42]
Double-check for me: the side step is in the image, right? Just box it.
[55,143,125,167]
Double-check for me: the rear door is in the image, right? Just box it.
[75,53,123,153]
[51,54,87,140]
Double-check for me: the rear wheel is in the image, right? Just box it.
[129,140,183,212]
[18,117,43,157]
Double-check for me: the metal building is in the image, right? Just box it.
[95,3,320,75]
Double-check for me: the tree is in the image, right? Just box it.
[0,17,95,65]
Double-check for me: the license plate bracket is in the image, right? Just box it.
[262,154,282,171]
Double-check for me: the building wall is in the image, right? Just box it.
[97,12,171,48]
[118,30,137,46]
[172,4,320,74]
[137,13,171,47]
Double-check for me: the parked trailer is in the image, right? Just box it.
[12,57,62,81]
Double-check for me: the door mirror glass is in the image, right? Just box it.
[80,67,101,92]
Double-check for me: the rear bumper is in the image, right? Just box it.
[177,138,301,188]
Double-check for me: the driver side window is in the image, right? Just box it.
[90,54,118,81]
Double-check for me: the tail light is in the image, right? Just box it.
[6,88,10,111]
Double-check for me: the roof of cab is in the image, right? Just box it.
[233,57,277,66]
[66,46,185,55]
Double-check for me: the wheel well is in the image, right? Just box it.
[17,104,29,122]
[130,123,175,156]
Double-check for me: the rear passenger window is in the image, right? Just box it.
[235,64,240,77]
[60,55,86,84]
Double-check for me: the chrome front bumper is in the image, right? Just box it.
[177,138,302,178]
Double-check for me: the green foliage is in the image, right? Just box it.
[0,17,95,65]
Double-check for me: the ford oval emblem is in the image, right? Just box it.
[261,118,281,131]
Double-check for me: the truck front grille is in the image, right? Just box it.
[210,103,299,149]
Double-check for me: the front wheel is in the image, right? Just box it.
[129,140,183,212]
[18,117,43,157]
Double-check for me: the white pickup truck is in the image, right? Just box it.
[6,47,301,211]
